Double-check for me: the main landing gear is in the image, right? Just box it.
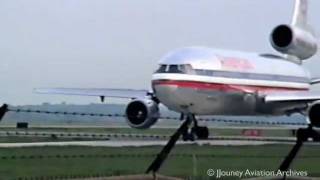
[146,114,208,176]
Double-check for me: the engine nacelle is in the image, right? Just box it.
[308,102,320,127]
[270,24,317,60]
[125,99,159,129]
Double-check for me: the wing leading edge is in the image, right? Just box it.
[34,88,149,99]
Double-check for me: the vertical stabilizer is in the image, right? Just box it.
[292,0,308,29]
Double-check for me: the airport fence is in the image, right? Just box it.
[6,106,308,127]
[0,130,169,140]
[0,130,301,143]
[1,153,319,161]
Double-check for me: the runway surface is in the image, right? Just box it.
[0,130,299,141]
[0,139,298,148]
[0,124,305,129]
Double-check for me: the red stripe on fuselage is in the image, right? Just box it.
[152,80,309,93]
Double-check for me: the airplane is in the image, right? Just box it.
[1,0,316,174]
[36,0,320,140]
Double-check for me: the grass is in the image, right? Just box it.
[0,127,311,179]
[0,127,296,144]
[0,144,319,179]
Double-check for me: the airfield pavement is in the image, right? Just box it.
[0,139,299,148]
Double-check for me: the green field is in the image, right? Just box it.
[0,127,297,144]
[0,144,319,179]
[0,127,312,179]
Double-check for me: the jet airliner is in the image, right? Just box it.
[36,0,320,141]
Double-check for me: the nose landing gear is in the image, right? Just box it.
[182,114,209,141]
[192,119,209,140]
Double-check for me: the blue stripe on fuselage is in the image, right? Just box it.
[193,69,309,84]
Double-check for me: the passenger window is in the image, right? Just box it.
[206,71,213,76]
[195,69,205,75]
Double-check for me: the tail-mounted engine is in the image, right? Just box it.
[270,24,317,60]
[125,99,159,129]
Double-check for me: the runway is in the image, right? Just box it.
[0,130,297,139]
[0,124,306,130]
[0,139,299,148]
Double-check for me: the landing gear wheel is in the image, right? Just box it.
[192,126,209,139]
[182,129,195,141]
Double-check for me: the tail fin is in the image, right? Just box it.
[292,0,320,53]
[291,0,319,54]
[292,0,309,29]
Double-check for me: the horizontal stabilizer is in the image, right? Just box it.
[310,78,320,85]
[265,91,320,102]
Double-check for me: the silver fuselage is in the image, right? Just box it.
[152,47,310,116]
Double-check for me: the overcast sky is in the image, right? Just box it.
[0,0,319,105]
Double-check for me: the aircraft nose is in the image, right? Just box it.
[152,80,178,98]
[152,80,185,111]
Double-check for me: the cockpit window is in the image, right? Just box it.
[178,65,185,72]
[155,64,195,74]
[156,65,167,73]
[169,65,180,73]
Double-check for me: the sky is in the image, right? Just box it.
[0,0,319,105]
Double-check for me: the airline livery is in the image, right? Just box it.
[36,0,320,140]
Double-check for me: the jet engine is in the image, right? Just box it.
[308,102,320,127]
[125,99,159,129]
[270,24,317,60]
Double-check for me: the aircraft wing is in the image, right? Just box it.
[265,91,320,102]
[34,88,150,99]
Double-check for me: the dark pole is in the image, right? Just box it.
[0,104,8,121]
[146,115,192,174]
